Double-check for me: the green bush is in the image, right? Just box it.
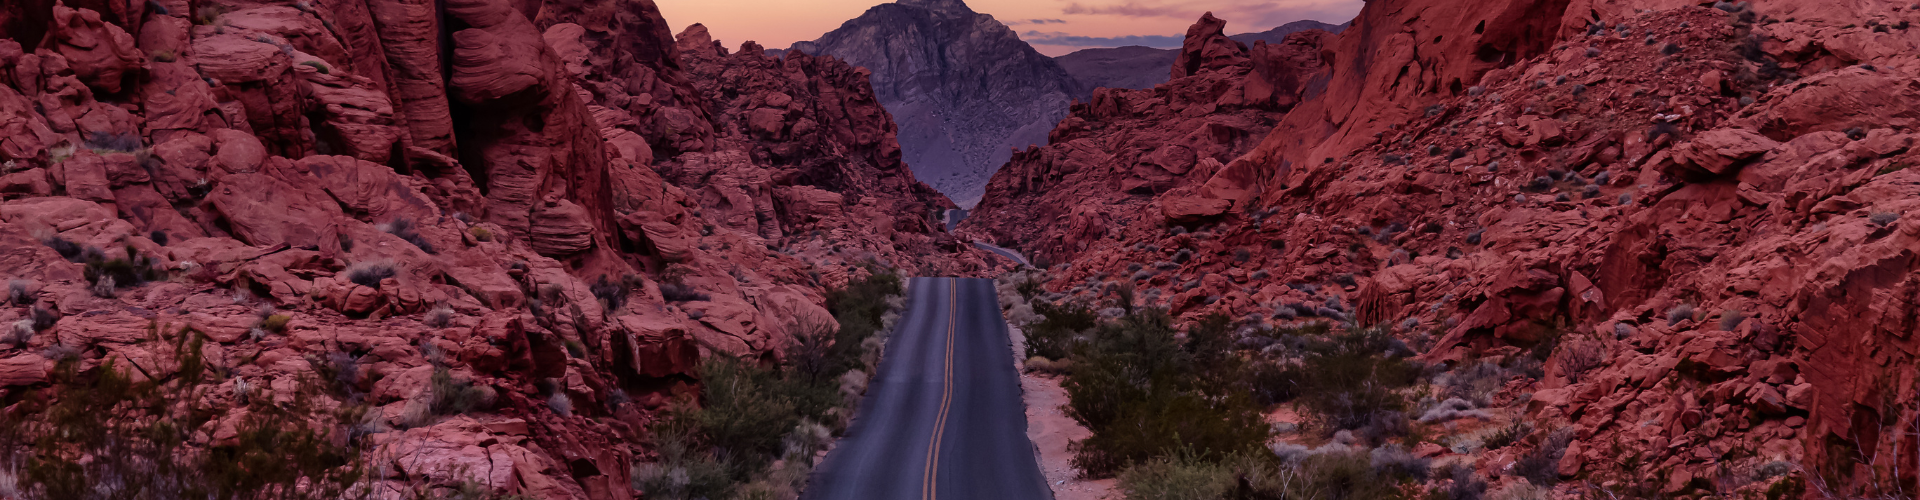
[633,420,735,500]
[1065,310,1267,477]
[1025,301,1097,360]
[1289,328,1421,434]
[1294,449,1410,500]
[681,357,798,477]
[1116,452,1235,500]
[1117,450,1415,500]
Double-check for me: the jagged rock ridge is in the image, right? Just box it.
[1054,20,1348,98]
[789,0,1081,207]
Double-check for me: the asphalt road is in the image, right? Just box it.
[972,242,1031,267]
[804,277,1052,500]
[945,209,968,231]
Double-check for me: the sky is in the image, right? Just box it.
[654,0,1363,57]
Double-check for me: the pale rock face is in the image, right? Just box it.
[788,0,1082,207]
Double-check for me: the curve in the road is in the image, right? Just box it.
[971,242,1031,267]
[804,277,1051,500]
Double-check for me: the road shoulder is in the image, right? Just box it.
[1005,313,1116,499]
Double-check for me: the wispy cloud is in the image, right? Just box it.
[1061,2,1185,18]
[1005,18,1070,25]
[1020,30,1184,48]
[1060,0,1361,27]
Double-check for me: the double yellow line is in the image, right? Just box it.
[922,279,957,500]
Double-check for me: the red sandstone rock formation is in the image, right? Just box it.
[967,2,1920,496]
[0,0,982,497]
[964,13,1332,263]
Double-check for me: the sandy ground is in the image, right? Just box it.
[1007,324,1117,500]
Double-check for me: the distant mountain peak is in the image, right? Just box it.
[895,0,974,14]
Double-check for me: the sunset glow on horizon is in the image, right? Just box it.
[654,0,1362,57]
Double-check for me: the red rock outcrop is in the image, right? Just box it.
[967,1,1920,496]
[963,14,1332,263]
[0,0,984,497]
[669,25,970,275]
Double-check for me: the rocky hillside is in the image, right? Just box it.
[965,13,1334,263]
[1055,20,1348,98]
[967,0,1920,496]
[0,0,983,496]
[789,0,1082,207]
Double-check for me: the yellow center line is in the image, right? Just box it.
[923,279,958,500]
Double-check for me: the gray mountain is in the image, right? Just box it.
[1054,20,1348,98]
[789,0,1081,207]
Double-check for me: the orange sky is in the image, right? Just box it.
[654,0,1362,57]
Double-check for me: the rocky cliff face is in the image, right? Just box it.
[0,0,983,497]
[967,0,1920,495]
[789,0,1082,207]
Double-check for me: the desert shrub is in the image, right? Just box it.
[546,392,572,417]
[81,247,166,297]
[1065,311,1267,477]
[1512,427,1573,486]
[1482,420,1532,451]
[1487,481,1548,500]
[1418,397,1491,423]
[298,61,330,74]
[632,421,734,500]
[8,279,31,305]
[1369,443,1431,480]
[1017,274,1045,301]
[257,314,291,334]
[591,274,628,310]
[382,217,436,254]
[1870,211,1899,227]
[84,131,142,152]
[1116,451,1235,500]
[1026,300,1098,360]
[1555,339,1606,383]
[468,226,493,242]
[343,260,396,289]
[679,357,801,477]
[40,237,83,262]
[1286,328,1421,435]
[1666,303,1695,325]
[0,326,398,500]
[785,315,835,382]
[423,305,455,328]
[427,367,493,416]
[1294,449,1411,500]
[27,307,58,332]
[1438,463,1488,500]
[658,282,710,302]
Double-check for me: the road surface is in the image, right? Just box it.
[804,277,1051,500]
[945,209,968,231]
[972,242,1031,267]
